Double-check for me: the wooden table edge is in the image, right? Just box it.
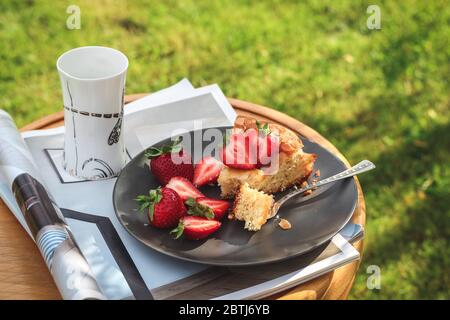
[7,94,366,300]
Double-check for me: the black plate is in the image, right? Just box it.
[113,128,357,266]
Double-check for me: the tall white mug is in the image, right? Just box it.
[57,46,128,180]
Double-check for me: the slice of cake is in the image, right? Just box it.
[218,166,265,199]
[232,183,274,231]
[218,116,317,198]
[219,150,316,198]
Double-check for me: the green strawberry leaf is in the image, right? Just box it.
[256,120,271,136]
[185,197,197,207]
[144,147,163,158]
[170,219,185,239]
[170,136,182,149]
[144,136,182,158]
[135,188,163,222]
[148,203,156,221]
[262,123,270,135]
[135,195,152,212]
[185,197,215,219]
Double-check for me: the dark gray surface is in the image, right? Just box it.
[113,128,357,266]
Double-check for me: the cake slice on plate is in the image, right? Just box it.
[218,116,317,231]
[218,116,316,198]
[232,183,274,231]
[219,151,316,198]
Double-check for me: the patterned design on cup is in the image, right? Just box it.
[64,106,122,118]
[108,86,124,146]
[81,157,117,179]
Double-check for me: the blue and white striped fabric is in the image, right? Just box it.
[37,228,68,268]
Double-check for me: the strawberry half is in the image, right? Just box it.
[171,216,221,240]
[184,197,215,219]
[193,156,223,187]
[220,132,257,170]
[251,120,280,167]
[185,197,230,220]
[135,187,185,229]
[196,197,230,220]
[256,134,280,167]
[166,176,204,201]
[146,137,194,185]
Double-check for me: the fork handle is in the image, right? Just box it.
[277,160,376,204]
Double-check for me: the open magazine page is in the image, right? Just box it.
[0,79,361,300]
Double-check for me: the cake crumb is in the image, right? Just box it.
[278,218,292,230]
[227,213,235,220]
[310,179,318,191]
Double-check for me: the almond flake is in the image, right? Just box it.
[278,218,292,230]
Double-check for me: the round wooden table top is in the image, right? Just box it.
[0,94,366,300]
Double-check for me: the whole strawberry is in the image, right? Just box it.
[135,187,186,229]
[146,137,194,185]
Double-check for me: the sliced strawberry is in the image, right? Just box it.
[135,187,185,229]
[257,134,280,167]
[253,120,281,167]
[193,156,223,187]
[196,197,230,220]
[220,133,257,170]
[244,128,259,165]
[184,197,215,219]
[177,191,187,216]
[171,216,221,240]
[184,197,230,220]
[166,176,204,201]
[146,137,194,185]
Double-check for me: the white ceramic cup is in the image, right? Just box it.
[57,46,128,180]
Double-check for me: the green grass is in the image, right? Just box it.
[1,0,449,299]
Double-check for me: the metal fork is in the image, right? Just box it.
[268,160,376,219]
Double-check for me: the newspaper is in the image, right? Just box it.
[0,79,361,299]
